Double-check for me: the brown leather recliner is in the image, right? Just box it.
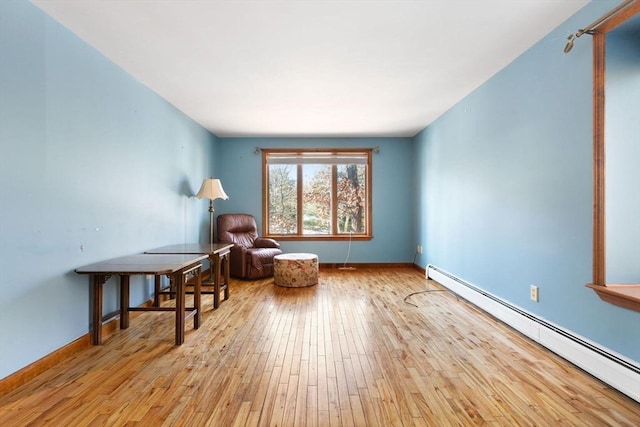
[217,213,282,279]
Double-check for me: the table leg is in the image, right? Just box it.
[120,275,130,330]
[91,275,107,345]
[194,266,201,329]
[174,271,185,345]
[222,251,230,301]
[213,254,222,309]
[154,275,161,307]
[169,275,176,299]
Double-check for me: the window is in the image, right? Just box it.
[263,149,372,240]
[586,4,640,312]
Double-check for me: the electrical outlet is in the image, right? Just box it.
[417,245,423,254]
[530,285,539,302]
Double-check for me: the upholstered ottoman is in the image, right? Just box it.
[273,253,318,287]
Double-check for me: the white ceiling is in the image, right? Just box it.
[32,0,589,138]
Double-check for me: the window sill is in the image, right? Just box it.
[586,283,640,312]
[266,235,373,242]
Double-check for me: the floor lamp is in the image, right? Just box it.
[196,178,228,243]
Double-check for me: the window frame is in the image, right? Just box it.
[262,148,373,241]
[586,2,640,312]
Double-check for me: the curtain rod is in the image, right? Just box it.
[564,0,636,53]
[254,146,380,154]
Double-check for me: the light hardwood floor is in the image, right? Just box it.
[0,268,638,426]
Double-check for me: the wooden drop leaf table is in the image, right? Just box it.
[76,253,208,345]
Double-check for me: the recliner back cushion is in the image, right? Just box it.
[217,214,259,247]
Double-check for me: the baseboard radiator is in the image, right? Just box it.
[427,265,640,402]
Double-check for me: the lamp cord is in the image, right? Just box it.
[343,230,352,268]
[403,287,459,307]
[403,260,459,307]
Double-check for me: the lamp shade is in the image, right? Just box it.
[196,178,228,201]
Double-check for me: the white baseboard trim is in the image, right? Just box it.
[427,265,640,402]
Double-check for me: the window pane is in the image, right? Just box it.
[268,164,297,234]
[302,164,331,234]
[337,164,366,233]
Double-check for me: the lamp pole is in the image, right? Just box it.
[208,199,215,244]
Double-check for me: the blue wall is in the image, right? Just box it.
[0,0,217,378]
[412,0,640,362]
[217,137,414,264]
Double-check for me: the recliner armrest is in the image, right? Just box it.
[254,237,281,249]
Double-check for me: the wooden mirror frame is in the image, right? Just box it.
[586,2,640,311]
